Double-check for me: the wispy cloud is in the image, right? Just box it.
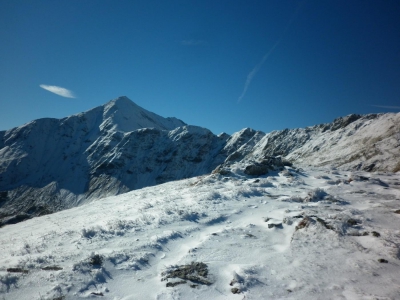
[371,105,400,110]
[237,40,280,103]
[237,1,305,103]
[181,39,207,46]
[40,84,76,98]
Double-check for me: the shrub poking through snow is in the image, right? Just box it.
[166,280,186,287]
[295,217,311,231]
[89,254,103,267]
[42,266,63,271]
[6,267,29,274]
[304,188,328,202]
[161,262,211,286]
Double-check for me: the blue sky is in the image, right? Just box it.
[1,0,399,135]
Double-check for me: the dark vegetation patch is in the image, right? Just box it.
[42,266,63,271]
[89,254,104,267]
[7,267,29,274]
[166,280,187,287]
[295,217,311,231]
[245,233,257,238]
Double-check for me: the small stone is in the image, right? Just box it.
[394,210,400,214]
[231,287,240,294]
[378,258,388,263]
[283,217,293,225]
[268,223,282,229]
[347,219,359,226]
[371,231,380,237]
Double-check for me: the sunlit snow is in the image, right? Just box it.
[1,166,399,299]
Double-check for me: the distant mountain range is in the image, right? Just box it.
[1,96,399,225]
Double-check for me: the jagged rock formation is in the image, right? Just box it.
[1,96,399,224]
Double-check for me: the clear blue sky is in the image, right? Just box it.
[1,0,399,134]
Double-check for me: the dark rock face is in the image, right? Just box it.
[244,163,269,176]
[330,114,362,131]
[244,156,287,176]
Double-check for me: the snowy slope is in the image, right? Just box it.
[1,167,399,299]
[1,97,221,222]
[224,113,400,172]
[1,97,399,226]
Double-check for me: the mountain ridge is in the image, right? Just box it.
[0,96,399,225]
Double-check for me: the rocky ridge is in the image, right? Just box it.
[0,96,399,224]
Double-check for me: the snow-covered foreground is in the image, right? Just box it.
[1,167,400,300]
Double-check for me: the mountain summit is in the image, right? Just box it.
[99,96,186,132]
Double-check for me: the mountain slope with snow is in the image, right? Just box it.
[221,113,400,173]
[0,167,399,299]
[0,97,399,226]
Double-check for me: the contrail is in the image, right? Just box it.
[237,2,305,103]
[371,105,400,109]
[237,40,281,103]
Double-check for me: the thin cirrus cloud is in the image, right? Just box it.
[40,84,76,98]
[237,2,304,103]
[237,40,281,103]
[371,105,400,110]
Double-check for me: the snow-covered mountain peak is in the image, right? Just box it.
[1,97,399,231]
[100,96,186,132]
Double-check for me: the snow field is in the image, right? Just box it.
[1,167,400,299]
